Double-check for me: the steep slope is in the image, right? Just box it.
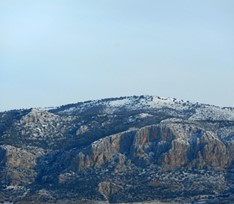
[0,95,234,203]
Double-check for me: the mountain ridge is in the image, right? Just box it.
[0,95,234,203]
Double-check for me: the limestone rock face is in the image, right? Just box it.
[1,95,234,203]
[190,131,230,168]
[0,145,45,186]
[75,122,232,172]
[77,129,136,169]
[130,125,175,167]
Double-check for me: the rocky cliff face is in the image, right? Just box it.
[0,95,234,203]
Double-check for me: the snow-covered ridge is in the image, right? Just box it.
[51,95,234,121]
[54,95,190,113]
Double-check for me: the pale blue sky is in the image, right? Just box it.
[1,0,234,111]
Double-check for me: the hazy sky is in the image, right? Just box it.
[1,0,234,111]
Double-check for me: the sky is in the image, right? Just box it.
[0,0,234,111]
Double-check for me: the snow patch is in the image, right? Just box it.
[108,98,131,107]
[138,113,153,118]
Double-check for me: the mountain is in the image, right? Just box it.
[0,95,234,203]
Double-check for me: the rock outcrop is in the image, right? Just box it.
[75,122,231,172]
